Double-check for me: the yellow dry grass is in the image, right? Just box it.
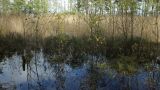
[0,14,159,42]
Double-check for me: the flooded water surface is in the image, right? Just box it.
[0,51,160,90]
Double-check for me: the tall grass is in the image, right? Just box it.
[0,0,160,62]
[0,14,159,40]
[0,14,159,59]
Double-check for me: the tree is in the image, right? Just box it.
[13,0,26,14]
[76,0,81,12]
[32,0,48,14]
[1,0,10,14]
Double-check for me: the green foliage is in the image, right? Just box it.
[0,0,48,14]
[111,55,138,75]
[1,0,10,13]
[35,0,48,13]
[0,0,159,15]
[97,63,108,70]
[12,0,25,13]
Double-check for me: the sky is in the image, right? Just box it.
[49,0,70,12]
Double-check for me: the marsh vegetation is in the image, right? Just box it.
[0,0,160,90]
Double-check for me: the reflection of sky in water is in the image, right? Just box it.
[0,51,160,90]
[0,52,88,90]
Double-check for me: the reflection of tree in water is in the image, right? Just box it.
[80,61,160,90]
[80,63,101,90]
[0,84,6,90]
[0,64,2,74]
[1,51,160,90]
[24,51,66,90]
[0,55,3,62]
[0,70,3,89]
[146,71,160,90]
[118,75,131,90]
[25,51,45,90]
[54,63,65,90]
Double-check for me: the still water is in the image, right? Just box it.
[0,50,160,90]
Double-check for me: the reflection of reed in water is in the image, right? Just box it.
[54,64,65,90]
[80,63,101,90]
[25,51,44,90]
[22,55,26,71]
[22,50,26,71]
[0,68,2,74]
[22,50,33,71]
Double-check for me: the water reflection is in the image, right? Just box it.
[0,51,160,90]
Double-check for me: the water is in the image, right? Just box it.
[0,51,160,90]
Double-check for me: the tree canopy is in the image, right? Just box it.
[0,0,159,15]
